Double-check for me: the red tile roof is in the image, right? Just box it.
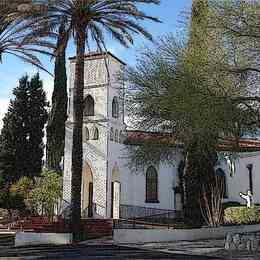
[125,130,260,152]
[125,130,180,146]
[218,138,260,152]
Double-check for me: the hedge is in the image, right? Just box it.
[224,206,260,225]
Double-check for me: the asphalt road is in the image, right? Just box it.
[0,244,222,259]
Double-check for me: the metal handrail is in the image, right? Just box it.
[120,204,177,213]
[114,207,183,230]
[134,210,181,220]
[114,218,183,230]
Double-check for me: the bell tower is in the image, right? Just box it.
[63,52,127,218]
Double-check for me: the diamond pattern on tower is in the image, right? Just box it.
[84,59,107,86]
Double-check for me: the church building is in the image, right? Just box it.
[63,52,260,220]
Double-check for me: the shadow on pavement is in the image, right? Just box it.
[0,244,223,259]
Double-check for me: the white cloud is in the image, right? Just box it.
[0,99,10,130]
[40,74,54,103]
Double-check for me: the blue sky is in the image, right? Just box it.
[0,0,192,129]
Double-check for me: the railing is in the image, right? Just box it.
[81,202,107,219]
[59,199,72,218]
[115,205,183,230]
[120,204,181,219]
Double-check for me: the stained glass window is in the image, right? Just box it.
[112,97,119,118]
[146,166,159,203]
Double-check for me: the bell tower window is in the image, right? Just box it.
[84,95,95,116]
[93,127,99,140]
[83,127,90,141]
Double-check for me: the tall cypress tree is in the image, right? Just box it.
[183,0,222,226]
[26,74,48,177]
[0,74,48,182]
[46,23,68,172]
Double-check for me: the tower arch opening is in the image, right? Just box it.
[82,163,94,218]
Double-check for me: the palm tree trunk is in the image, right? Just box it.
[71,27,85,241]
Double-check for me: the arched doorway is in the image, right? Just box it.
[82,163,94,218]
[111,164,120,219]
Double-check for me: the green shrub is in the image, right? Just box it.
[224,206,260,225]
[30,169,62,218]
[0,190,26,213]
[0,208,9,224]
[11,177,34,196]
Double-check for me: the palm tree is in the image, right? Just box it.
[0,4,54,72]
[30,0,161,240]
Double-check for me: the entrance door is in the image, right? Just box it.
[81,163,93,218]
[111,182,120,219]
[88,182,93,217]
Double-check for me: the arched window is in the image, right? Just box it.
[110,127,114,141]
[84,95,94,116]
[146,166,159,203]
[83,127,89,141]
[216,168,228,198]
[112,97,119,118]
[115,129,118,143]
[93,127,99,140]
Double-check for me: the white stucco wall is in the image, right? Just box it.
[107,144,182,215]
[224,152,260,204]
[15,232,72,247]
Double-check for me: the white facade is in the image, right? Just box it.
[223,152,260,204]
[63,52,260,219]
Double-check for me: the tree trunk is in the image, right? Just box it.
[71,28,85,241]
[46,23,67,172]
[183,137,217,226]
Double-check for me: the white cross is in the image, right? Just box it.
[240,190,253,208]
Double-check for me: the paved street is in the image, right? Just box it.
[0,235,258,259]
[0,244,222,260]
[121,239,260,260]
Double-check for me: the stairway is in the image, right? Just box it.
[0,234,15,247]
